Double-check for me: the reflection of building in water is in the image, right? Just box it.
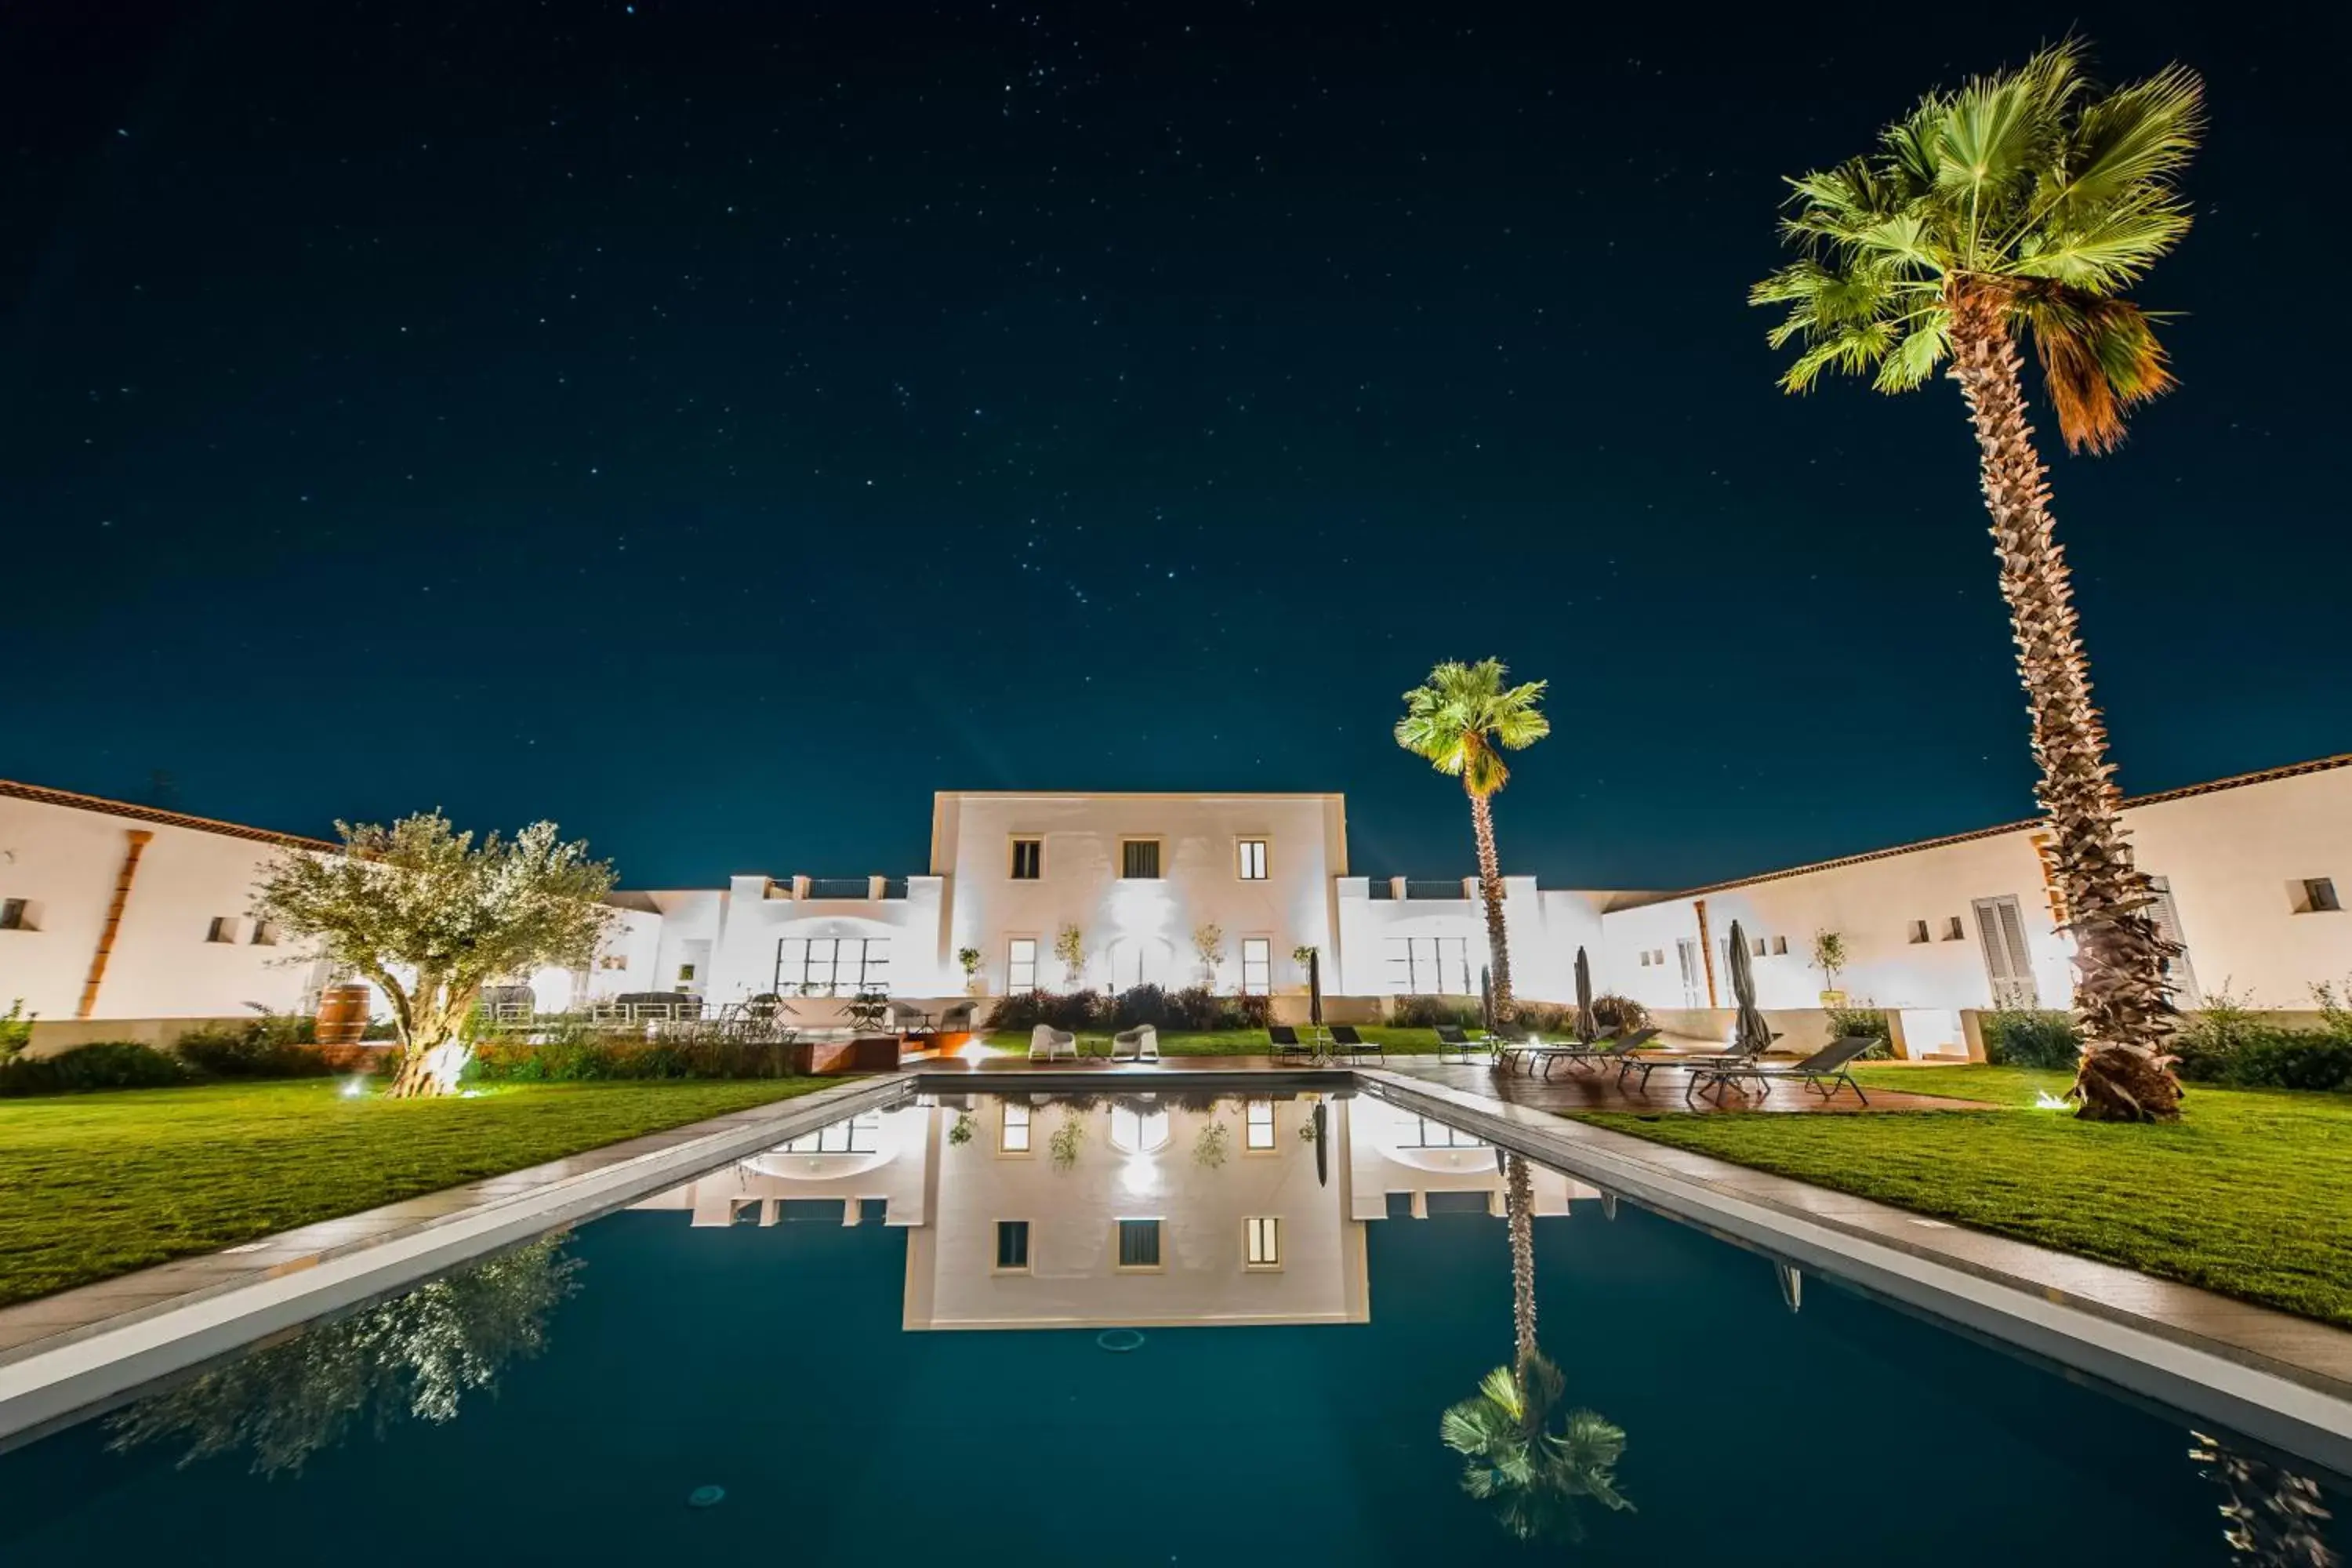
[632,1094,1597,1330]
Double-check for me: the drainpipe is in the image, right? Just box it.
[1693,897,1719,1010]
[77,829,154,1018]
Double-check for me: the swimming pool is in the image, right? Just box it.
[2,1089,2343,1564]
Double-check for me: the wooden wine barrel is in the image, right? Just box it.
[315,983,372,1046]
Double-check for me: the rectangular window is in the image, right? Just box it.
[1244,1101,1276,1150]
[1752,936,1768,956]
[775,937,892,996]
[995,1220,1031,1272]
[1638,950,1650,967]
[1116,1218,1163,1269]
[205,916,235,943]
[1236,839,1268,880]
[1396,1115,1487,1150]
[779,1112,880,1155]
[1009,838,1043,880]
[1240,937,1271,995]
[0,899,27,931]
[1120,839,1162,880]
[1007,937,1038,992]
[1244,1216,1281,1269]
[1907,920,1931,944]
[1771,935,1788,956]
[2300,877,2343,914]
[249,920,278,946]
[1943,916,1965,941]
[1381,935,1472,995]
[1000,1101,1032,1154]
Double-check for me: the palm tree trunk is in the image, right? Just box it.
[1504,1152,1537,1385]
[1467,783,1515,1013]
[1947,281,2181,1123]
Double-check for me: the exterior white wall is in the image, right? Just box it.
[1333,878,1608,1003]
[0,793,320,1022]
[1601,761,2352,1025]
[699,875,949,1007]
[932,793,1345,996]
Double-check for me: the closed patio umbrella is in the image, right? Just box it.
[1726,919,1773,1053]
[1308,947,1323,1029]
[1573,946,1597,1044]
[1479,964,1495,1035]
[1312,1098,1330,1187]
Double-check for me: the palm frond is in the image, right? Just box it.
[2013,286,2176,452]
[1395,659,1546,793]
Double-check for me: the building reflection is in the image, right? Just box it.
[629,1093,1598,1330]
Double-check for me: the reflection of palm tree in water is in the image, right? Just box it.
[2191,1432,2340,1566]
[1440,1152,1632,1544]
[109,1233,580,1476]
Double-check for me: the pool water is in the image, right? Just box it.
[2,1091,2343,1565]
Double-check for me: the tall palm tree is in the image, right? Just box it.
[1395,659,1549,1013]
[1439,1156,1632,1544]
[1751,41,2203,1122]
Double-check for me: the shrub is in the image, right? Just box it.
[468,1025,808,1083]
[1507,1001,1573,1035]
[1825,1006,1896,1061]
[1390,994,1481,1029]
[0,1000,31,1064]
[2174,991,2352,1091]
[1590,994,1651,1033]
[1982,1008,2081,1068]
[989,989,1108,1032]
[1112,984,1175,1029]
[0,1042,191,1096]
[175,1015,336,1079]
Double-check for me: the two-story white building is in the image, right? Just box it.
[5,755,2348,1053]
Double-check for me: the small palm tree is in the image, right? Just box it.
[1395,659,1549,1011]
[1751,41,2202,1122]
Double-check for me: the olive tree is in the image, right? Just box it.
[253,812,616,1097]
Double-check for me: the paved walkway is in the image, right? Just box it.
[918,1049,1990,1112]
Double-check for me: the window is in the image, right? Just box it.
[1638,950,1651,967]
[1243,1101,1276,1151]
[1007,937,1038,992]
[1236,839,1268,880]
[1000,1101,1032,1153]
[1109,1104,1171,1154]
[1772,935,1788,956]
[1009,837,1043,880]
[1396,1115,1487,1150]
[1907,920,1931,944]
[1244,1216,1281,1269]
[1382,935,1472,995]
[1120,839,1162,879]
[775,937,891,996]
[1943,916,1965,941]
[677,962,697,982]
[1240,937,1271,995]
[2297,877,2343,914]
[249,920,278,946]
[995,1220,1031,1272]
[779,1112,880,1155]
[205,916,236,943]
[0,899,27,931]
[1116,1218,1163,1269]
[1752,936,1767,956]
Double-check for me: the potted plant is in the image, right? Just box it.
[1054,925,1085,989]
[957,946,984,998]
[1811,930,1849,1007]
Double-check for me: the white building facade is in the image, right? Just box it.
[5,757,2348,1053]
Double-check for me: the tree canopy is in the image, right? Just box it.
[1394,658,1551,797]
[1750,39,2203,452]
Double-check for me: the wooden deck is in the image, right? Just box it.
[902,1048,1990,1113]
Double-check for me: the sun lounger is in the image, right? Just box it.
[1678,1032,1788,1103]
[1029,1024,1079,1062]
[1269,1025,1313,1060]
[1327,1024,1382,1063]
[1700,1033,1881,1104]
[1111,1023,1160,1062]
[1434,1024,1490,1065]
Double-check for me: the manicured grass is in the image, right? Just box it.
[982,1025,1454,1055]
[1575,1065,2352,1327]
[0,1077,831,1308]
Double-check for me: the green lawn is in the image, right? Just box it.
[0,1077,831,1308]
[1576,1065,2352,1327]
[982,1025,1454,1055]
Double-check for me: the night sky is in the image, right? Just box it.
[5,3,2346,891]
